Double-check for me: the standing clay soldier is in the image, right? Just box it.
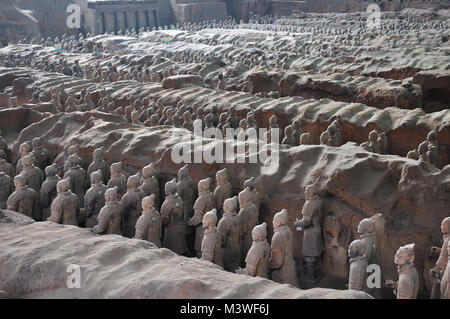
[134,195,162,247]
[7,175,40,220]
[161,178,187,255]
[63,145,84,174]
[107,162,127,200]
[227,106,239,129]
[31,137,51,172]
[358,218,376,264]
[84,170,107,228]
[201,209,223,267]
[21,154,44,193]
[16,142,33,175]
[347,239,368,291]
[217,196,241,272]
[177,165,198,254]
[214,168,232,220]
[64,154,86,207]
[92,186,123,235]
[430,217,449,299]
[0,130,7,154]
[361,130,381,154]
[188,177,215,257]
[427,130,439,167]
[243,177,260,213]
[87,146,109,185]
[121,173,145,238]
[0,171,14,209]
[293,184,324,282]
[140,162,159,209]
[386,243,419,299]
[235,222,271,278]
[238,189,259,265]
[39,164,61,220]
[270,209,299,287]
[47,178,81,226]
[0,150,14,177]
[53,144,70,177]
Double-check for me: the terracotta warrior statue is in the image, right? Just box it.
[161,178,187,255]
[0,150,14,177]
[293,183,324,282]
[217,196,241,272]
[358,218,376,264]
[87,146,109,185]
[31,137,51,172]
[238,188,259,265]
[107,162,127,200]
[84,170,108,228]
[426,130,439,167]
[361,130,381,154]
[39,164,61,220]
[7,174,40,220]
[386,243,419,299]
[121,173,145,238]
[348,239,368,291]
[214,168,232,220]
[21,154,44,193]
[134,194,162,247]
[64,154,86,207]
[270,209,299,287]
[0,171,14,209]
[243,176,260,213]
[235,222,271,278]
[16,142,33,175]
[201,208,223,267]
[63,145,84,174]
[188,177,215,257]
[177,165,198,255]
[47,178,81,226]
[430,217,449,299]
[92,186,123,235]
[140,162,160,209]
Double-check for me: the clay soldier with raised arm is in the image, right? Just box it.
[0,170,14,209]
[293,183,324,282]
[214,168,232,220]
[134,194,162,247]
[21,154,44,193]
[121,173,145,238]
[217,196,241,272]
[84,170,108,228]
[140,162,160,209]
[386,243,419,299]
[238,188,259,265]
[31,137,51,171]
[107,162,127,200]
[92,186,123,235]
[39,164,61,220]
[87,146,109,185]
[161,178,187,255]
[430,217,449,299]
[201,209,223,267]
[270,209,299,287]
[64,154,86,207]
[0,150,14,177]
[7,175,41,220]
[47,178,81,226]
[235,222,271,278]
[348,239,368,291]
[188,177,215,257]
